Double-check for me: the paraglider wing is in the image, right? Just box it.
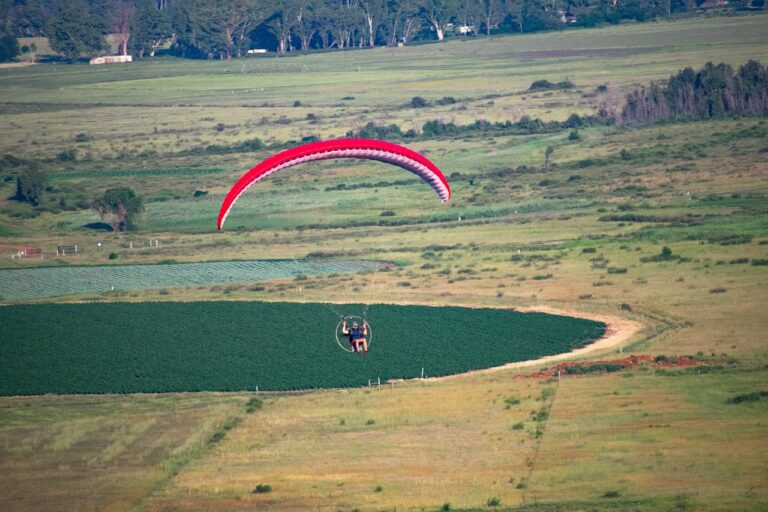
[217,138,451,229]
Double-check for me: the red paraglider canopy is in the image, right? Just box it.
[217,138,451,229]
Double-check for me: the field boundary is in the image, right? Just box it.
[408,305,645,382]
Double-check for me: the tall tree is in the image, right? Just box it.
[111,0,136,56]
[420,0,458,41]
[0,33,19,62]
[132,0,172,57]
[14,167,46,206]
[93,187,144,232]
[47,0,107,60]
[215,0,269,58]
[457,0,481,32]
[326,0,364,50]
[399,0,423,44]
[478,0,506,35]
[360,0,387,46]
[293,1,321,50]
[267,0,302,53]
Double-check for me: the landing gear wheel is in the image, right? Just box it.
[335,315,373,353]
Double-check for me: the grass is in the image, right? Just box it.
[0,13,767,512]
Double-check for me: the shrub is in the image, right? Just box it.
[209,429,226,443]
[293,100,302,107]
[619,303,632,311]
[380,210,396,216]
[410,96,429,108]
[511,422,525,430]
[436,96,457,105]
[374,485,383,492]
[246,396,263,413]
[565,363,624,375]
[253,484,272,493]
[581,247,597,253]
[603,490,621,498]
[486,497,501,506]
[532,274,553,280]
[74,133,91,142]
[515,482,527,489]
[396,281,412,287]
[640,246,680,262]
[530,79,573,90]
[752,259,768,266]
[727,391,768,404]
[441,503,451,511]
[708,234,752,245]
[607,267,627,274]
[56,148,77,162]
[108,252,118,260]
[709,287,726,293]
[568,129,581,141]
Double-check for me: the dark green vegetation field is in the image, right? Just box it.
[0,302,603,394]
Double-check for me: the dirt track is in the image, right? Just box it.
[426,306,645,382]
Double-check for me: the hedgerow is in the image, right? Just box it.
[0,302,605,395]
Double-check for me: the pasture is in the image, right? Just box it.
[0,13,767,512]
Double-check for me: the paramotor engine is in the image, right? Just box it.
[217,138,451,229]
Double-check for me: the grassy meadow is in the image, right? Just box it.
[0,13,767,512]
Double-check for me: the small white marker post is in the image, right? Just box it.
[255,386,259,395]
[421,368,425,379]
[377,377,381,389]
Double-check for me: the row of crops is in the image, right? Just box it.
[0,302,605,395]
[0,259,382,301]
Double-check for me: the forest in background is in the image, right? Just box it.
[1,0,766,62]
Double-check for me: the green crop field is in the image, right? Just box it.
[1,13,767,512]
[0,259,382,301]
[0,302,604,394]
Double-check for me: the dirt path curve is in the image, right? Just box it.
[422,306,645,382]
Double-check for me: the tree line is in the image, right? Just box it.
[2,0,760,61]
[616,60,768,126]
